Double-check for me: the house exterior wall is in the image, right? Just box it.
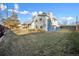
[31,12,60,31]
[33,15,48,31]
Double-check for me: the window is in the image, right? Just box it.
[40,26,43,29]
[35,20,37,22]
[40,18,42,21]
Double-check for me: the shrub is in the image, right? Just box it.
[68,31,79,55]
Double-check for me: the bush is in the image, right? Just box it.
[68,31,79,55]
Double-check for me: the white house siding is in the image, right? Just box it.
[31,12,60,31]
[33,15,48,31]
[45,17,49,31]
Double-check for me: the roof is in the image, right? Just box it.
[38,12,47,16]
[24,20,33,25]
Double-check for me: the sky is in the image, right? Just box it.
[0,3,79,25]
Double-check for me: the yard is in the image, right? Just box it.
[0,29,79,56]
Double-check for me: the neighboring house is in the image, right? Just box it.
[30,12,60,31]
[23,21,33,30]
[60,25,77,31]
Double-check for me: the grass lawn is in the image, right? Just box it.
[0,30,79,56]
